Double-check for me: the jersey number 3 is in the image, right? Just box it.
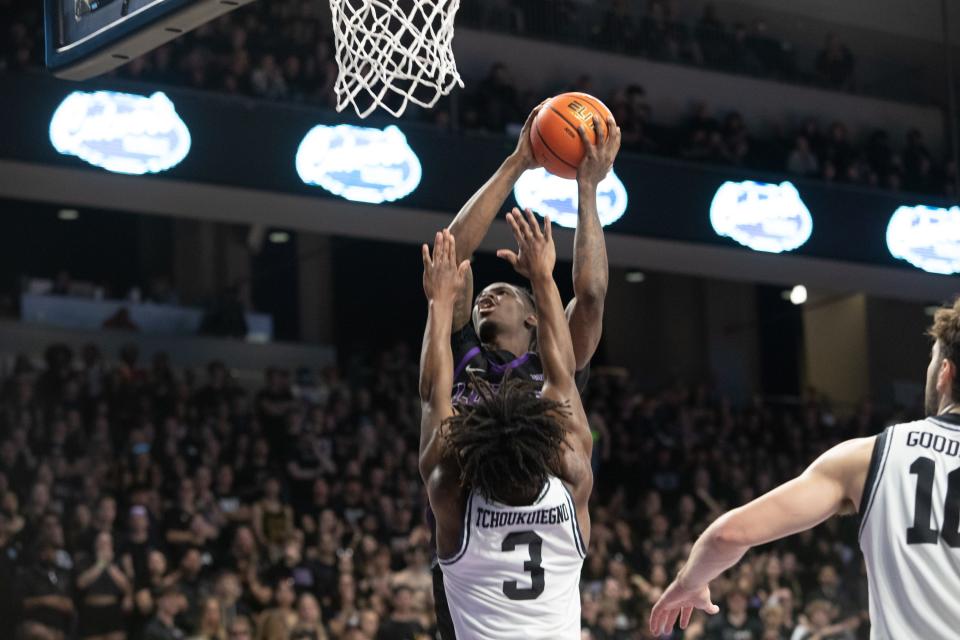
[502,531,545,600]
[907,456,960,546]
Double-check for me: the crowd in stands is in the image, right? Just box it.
[464,0,857,91]
[1,0,955,197]
[0,337,905,639]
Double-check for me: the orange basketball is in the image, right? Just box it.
[530,92,615,179]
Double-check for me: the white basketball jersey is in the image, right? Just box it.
[860,416,960,639]
[439,475,586,639]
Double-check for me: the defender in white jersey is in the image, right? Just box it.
[418,218,593,639]
[650,297,960,639]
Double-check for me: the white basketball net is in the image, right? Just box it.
[329,0,464,118]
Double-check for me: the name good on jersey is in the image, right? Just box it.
[439,476,586,640]
[859,414,960,640]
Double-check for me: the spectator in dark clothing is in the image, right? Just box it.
[598,0,638,54]
[696,3,729,67]
[199,286,248,339]
[120,505,160,591]
[591,601,630,640]
[815,33,855,89]
[822,122,855,177]
[903,128,932,186]
[74,531,130,640]
[476,63,522,132]
[143,586,187,640]
[865,129,894,178]
[706,589,764,639]
[375,586,427,640]
[17,537,75,639]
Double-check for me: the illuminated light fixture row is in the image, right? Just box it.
[48,91,958,274]
[710,180,960,275]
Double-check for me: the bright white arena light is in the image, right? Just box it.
[789,285,808,305]
[295,124,422,204]
[513,168,628,229]
[49,90,191,175]
[886,205,960,275]
[58,208,79,221]
[709,180,813,253]
[269,231,291,244]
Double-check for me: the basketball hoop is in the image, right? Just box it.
[329,0,464,118]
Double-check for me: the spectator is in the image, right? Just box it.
[815,33,855,90]
[75,531,131,640]
[375,585,427,640]
[792,599,857,640]
[258,578,298,639]
[695,3,728,67]
[121,505,159,590]
[641,1,679,61]
[705,589,763,639]
[476,62,523,132]
[195,596,227,639]
[228,615,255,640]
[903,128,932,189]
[727,22,763,75]
[822,122,855,177]
[18,536,75,639]
[591,601,630,640]
[722,111,750,165]
[747,19,790,78]
[143,586,187,640]
[199,286,249,339]
[171,547,212,632]
[250,53,288,100]
[787,136,819,176]
[252,477,294,558]
[290,592,329,640]
[598,0,638,54]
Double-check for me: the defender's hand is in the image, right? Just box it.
[649,578,719,637]
[497,208,556,282]
[422,230,470,303]
[577,115,622,188]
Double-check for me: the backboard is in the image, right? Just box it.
[44,0,255,80]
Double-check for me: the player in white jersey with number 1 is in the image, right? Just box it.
[650,297,960,639]
[418,216,592,639]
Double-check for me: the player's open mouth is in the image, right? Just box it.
[477,300,496,315]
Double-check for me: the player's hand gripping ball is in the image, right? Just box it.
[530,92,615,180]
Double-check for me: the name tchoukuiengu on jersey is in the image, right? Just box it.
[450,323,589,406]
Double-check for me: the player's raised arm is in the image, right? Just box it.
[446,105,543,329]
[566,115,620,370]
[649,436,875,636]
[418,230,470,479]
[497,209,576,396]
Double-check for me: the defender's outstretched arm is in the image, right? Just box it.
[418,231,470,479]
[498,209,590,454]
[650,436,875,636]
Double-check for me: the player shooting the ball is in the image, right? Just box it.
[445,101,621,397]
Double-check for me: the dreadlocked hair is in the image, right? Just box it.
[443,374,570,505]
